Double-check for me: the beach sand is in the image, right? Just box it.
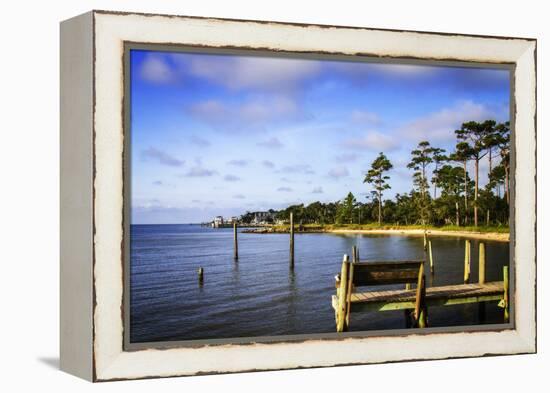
[329,228,509,242]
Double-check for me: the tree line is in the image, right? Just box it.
[268,120,510,228]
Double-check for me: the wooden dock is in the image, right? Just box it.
[332,281,505,313]
[331,242,509,332]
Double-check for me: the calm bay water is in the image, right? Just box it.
[130,224,509,343]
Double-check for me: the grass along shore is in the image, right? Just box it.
[242,223,510,242]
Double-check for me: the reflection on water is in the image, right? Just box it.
[130,224,509,343]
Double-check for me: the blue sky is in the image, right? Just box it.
[130,49,510,224]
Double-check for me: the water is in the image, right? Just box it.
[130,224,510,343]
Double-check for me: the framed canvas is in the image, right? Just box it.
[60,10,537,381]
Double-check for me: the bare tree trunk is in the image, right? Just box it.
[433,163,439,199]
[474,158,479,227]
[420,164,426,199]
[378,190,382,226]
[455,201,460,226]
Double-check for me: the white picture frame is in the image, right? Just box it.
[60,10,536,381]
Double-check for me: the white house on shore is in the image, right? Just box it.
[212,216,224,228]
[252,211,275,225]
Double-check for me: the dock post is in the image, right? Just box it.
[464,240,471,284]
[428,239,434,274]
[423,230,428,251]
[477,242,487,321]
[289,212,294,267]
[198,267,204,284]
[336,254,350,332]
[346,247,357,327]
[503,265,509,322]
[233,222,238,260]
[478,242,486,284]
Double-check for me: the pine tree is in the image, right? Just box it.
[364,152,393,225]
[455,120,496,226]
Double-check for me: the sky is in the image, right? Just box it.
[130,49,510,224]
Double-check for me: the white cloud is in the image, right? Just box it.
[327,166,350,179]
[227,159,249,167]
[187,96,303,130]
[334,153,359,163]
[183,166,217,177]
[368,63,438,76]
[189,135,211,147]
[312,186,324,194]
[342,131,399,152]
[400,100,497,143]
[277,187,293,192]
[186,56,321,91]
[139,54,177,84]
[278,164,315,174]
[350,110,381,125]
[224,174,241,182]
[262,160,275,168]
[257,137,284,149]
[141,147,185,167]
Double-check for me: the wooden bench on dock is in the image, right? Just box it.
[332,246,509,332]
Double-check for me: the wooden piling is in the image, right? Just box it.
[464,240,471,284]
[346,247,357,327]
[478,242,486,284]
[336,254,350,332]
[289,212,295,267]
[198,267,204,283]
[423,230,428,251]
[233,222,238,260]
[414,263,426,328]
[503,265,509,322]
[428,240,434,274]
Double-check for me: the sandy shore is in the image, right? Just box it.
[329,228,509,242]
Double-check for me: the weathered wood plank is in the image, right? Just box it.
[349,282,504,304]
[353,270,420,286]
[354,260,424,267]
[351,260,423,286]
[349,293,504,313]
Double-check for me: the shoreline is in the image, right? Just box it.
[242,227,509,242]
[328,228,509,242]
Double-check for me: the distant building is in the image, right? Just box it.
[252,211,275,225]
[212,216,224,228]
[225,216,239,225]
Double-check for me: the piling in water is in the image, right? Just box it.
[198,267,204,284]
[428,239,434,274]
[290,212,295,267]
[478,242,486,284]
[423,230,427,251]
[233,222,238,260]
[464,240,471,284]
